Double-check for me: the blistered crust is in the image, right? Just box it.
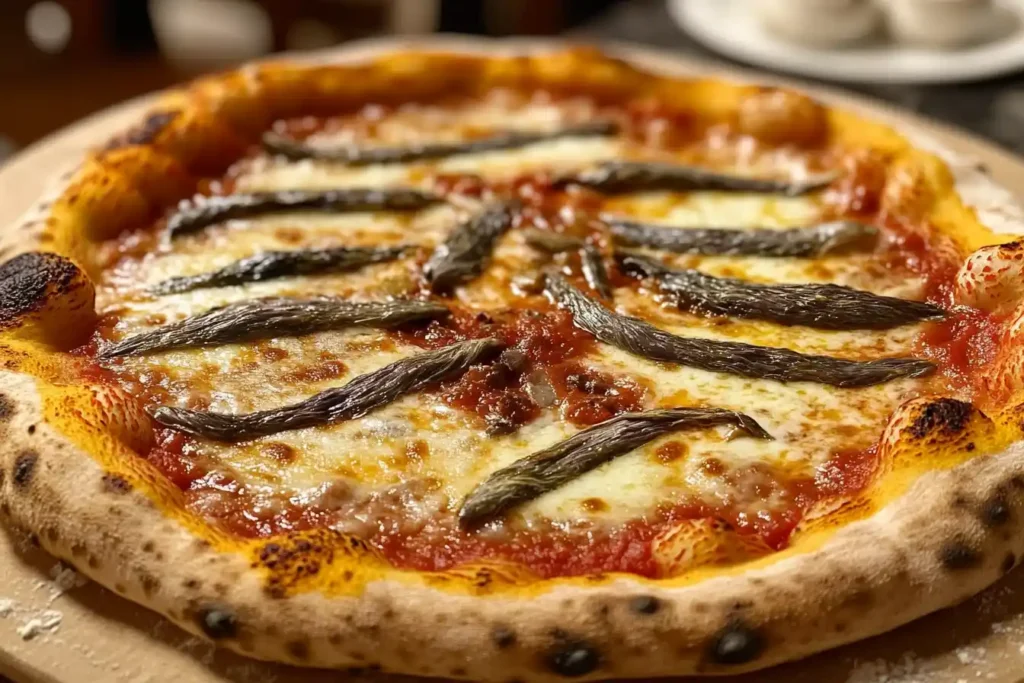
[0,252,95,347]
[0,41,1024,681]
[2,370,1024,681]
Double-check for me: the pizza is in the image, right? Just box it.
[1,45,1023,681]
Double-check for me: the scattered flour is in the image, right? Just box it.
[0,598,14,618]
[16,609,63,640]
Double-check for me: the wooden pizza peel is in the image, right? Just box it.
[2,36,1024,683]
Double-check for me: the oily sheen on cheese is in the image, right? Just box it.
[97,95,935,553]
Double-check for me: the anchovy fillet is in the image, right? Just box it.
[152,338,502,441]
[560,161,836,196]
[425,203,516,292]
[523,229,613,299]
[167,189,440,238]
[605,219,878,257]
[580,245,613,300]
[151,245,412,295]
[262,120,618,165]
[544,274,934,387]
[100,298,448,358]
[459,408,772,527]
[619,253,944,330]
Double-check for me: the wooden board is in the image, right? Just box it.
[2,35,1024,683]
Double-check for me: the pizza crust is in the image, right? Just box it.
[2,43,1024,681]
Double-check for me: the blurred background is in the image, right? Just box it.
[3,0,1024,163]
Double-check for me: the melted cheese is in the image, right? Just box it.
[97,96,937,534]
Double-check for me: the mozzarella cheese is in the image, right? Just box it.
[97,94,936,533]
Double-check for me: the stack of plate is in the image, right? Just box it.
[669,0,1024,83]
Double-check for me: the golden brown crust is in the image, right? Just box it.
[2,43,1024,681]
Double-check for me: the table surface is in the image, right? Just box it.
[3,32,1024,683]
[576,0,1024,154]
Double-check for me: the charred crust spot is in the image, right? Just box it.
[258,530,341,597]
[26,424,35,435]
[140,573,160,597]
[492,625,516,649]
[909,399,972,439]
[183,578,201,590]
[966,442,976,452]
[708,619,765,666]
[982,496,1011,527]
[940,541,982,570]
[106,110,179,149]
[13,450,38,487]
[1002,552,1017,573]
[101,474,132,494]
[286,639,310,661]
[547,631,601,678]
[142,541,155,553]
[0,252,83,327]
[629,595,661,615]
[0,394,15,421]
[197,605,237,640]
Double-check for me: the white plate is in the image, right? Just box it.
[668,0,1024,84]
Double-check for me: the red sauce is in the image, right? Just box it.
[397,306,595,433]
[145,429,207,490]
[442,364,539,435]
[918,306,1002,396]
[547,361,647,427]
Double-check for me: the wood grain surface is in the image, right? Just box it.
[1,36,1024,683]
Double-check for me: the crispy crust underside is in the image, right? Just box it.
[2,44,1024,681]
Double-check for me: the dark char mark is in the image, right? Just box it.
[424,203,516,293]
[152,338,502,440]
[619,252,944,330]
[167,188,440,238]
[99,298,448,359]
[559,161,836,196]
[544,273,935,387]
[151,245,412,295]
[459,407,771,527]
[605,218,879,257]
[262,120,618,166]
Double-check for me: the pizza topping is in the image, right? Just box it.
[150,245,413,295]
[166,188,441,238]
[151,337,502,440]
[458,407,772,528]
[545,273,935,386]
[523,229,614,300]
[522,228,586,253]
[619,252,945,330]
[579,245,614,300]
[557,161,837,196]
[99,298,448,358]
[605,218,879,257]
[424,202,517,293]
[262,120,619,165]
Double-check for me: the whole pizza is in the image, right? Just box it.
[1,46,1023,681]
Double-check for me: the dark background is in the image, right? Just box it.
[2,0,1024,162]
